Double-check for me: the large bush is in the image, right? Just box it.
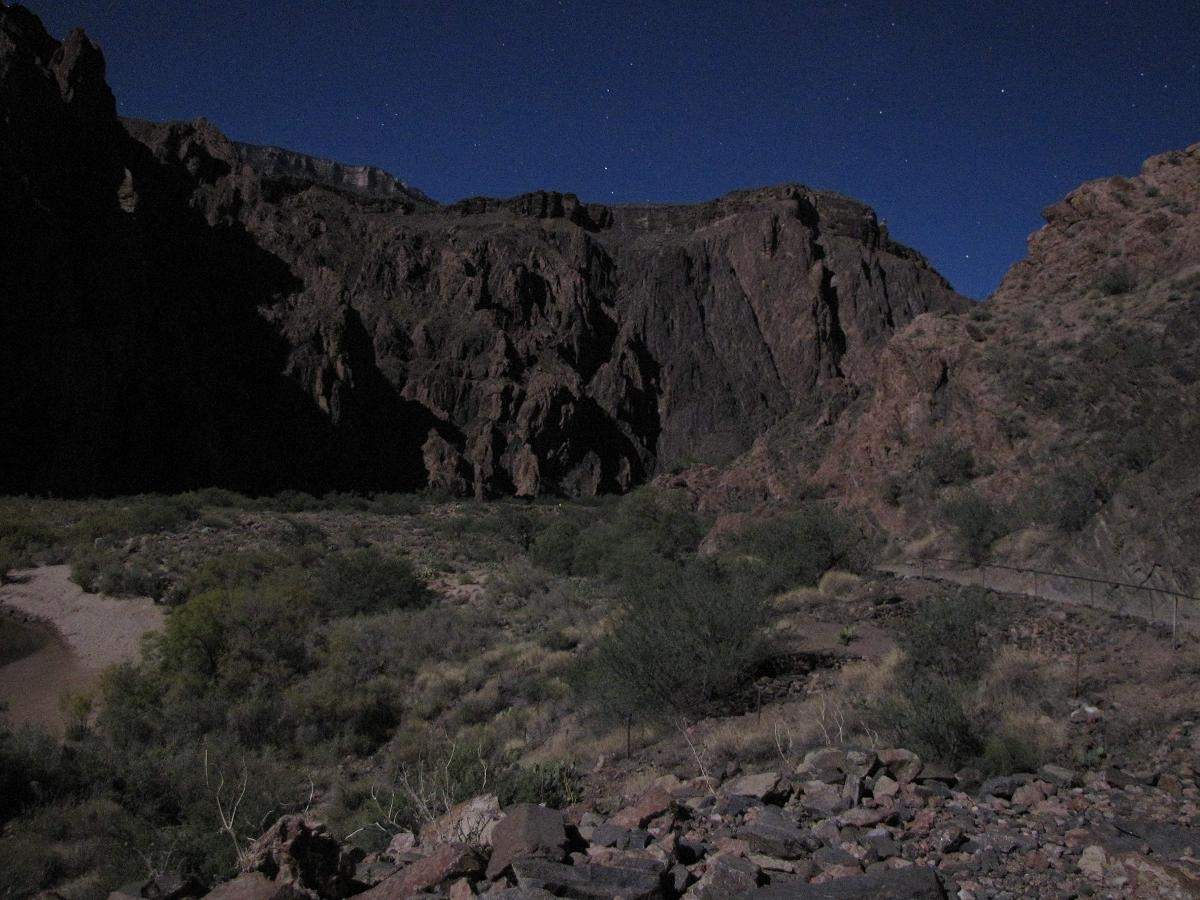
[314,548,430,617]
[724,503,869,594]
[530,490,703,589]
[571,563,768,723]
[942,489,1004,564]
[873,588,998,766]
[921,436,976,486]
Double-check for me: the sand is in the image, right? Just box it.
[0,565,164,732]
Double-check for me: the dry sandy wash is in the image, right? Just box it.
[0,565,163,732]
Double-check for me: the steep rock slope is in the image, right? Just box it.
[689,141,1200,581]
[0,4,964,496]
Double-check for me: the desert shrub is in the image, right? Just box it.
[175,549,291,602]
[528,514,584,574]
[268,490,323,512]
[175,487,252,508]
[314,548,430,618]
[0,722,67,824]
[530,489,702,588]
[498,759,584,809]
[1117,430,1159,473]
[571,563,768,722]
[333,735,581,849]
[1096,266,1135,296]
[972,648,1070,774]
[876,673,982,767]
[981,729,1042,776]
[921,436,975,486]
[69,547,163,597]
[871,588,998,766]
[942,489,1004,563]
[72,495,199,544]
[368,492,424,515]
[882,474,905,506]
[0,505,64,567]
[726,503,870,594]
[900,587,996,682]
[1034,468,1109,532]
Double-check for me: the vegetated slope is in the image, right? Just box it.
[682,140,1200,583]
[0,3,963,497]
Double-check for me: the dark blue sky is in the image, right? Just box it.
[40,0,1200,298]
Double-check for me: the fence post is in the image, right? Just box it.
[1173,596,1179,648]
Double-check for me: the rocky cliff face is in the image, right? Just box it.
[0,4,964,497]
[680,139,1200,579]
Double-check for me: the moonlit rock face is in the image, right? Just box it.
[0,3,963,498]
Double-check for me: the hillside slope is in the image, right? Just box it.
[679,141,1200,583]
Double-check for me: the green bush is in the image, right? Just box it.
[314,548,430,617]
[981,730,1043,776]
[942,489,1004,564]
[724,503,868,594]
[72,496,199,544]
[874,587,998,767]
[1037,468,1109,532]
[0,505,64,568]
[899,587,996,682]
[498,759,584,809]
[571,564,768,722]
[1096,266,1135,296]
[530,490,703,588]
[876,673,982,767]
[69,548,163,597]
[921,437,975,486]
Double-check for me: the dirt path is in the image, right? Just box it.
[880,560,1198,634]
[0,565,164,732]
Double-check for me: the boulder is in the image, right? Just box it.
[1078,845,1107,880]
[202,875,304,900]
[486,804,569,879]
[797,749,846,783]
[357,844,485,898]
[512,857,664,899]
[839,807,890,828]
[738,865,945,898]
[1010,782,1047,807]
[722,772,785,801]
[419,794,501,845]
[611,787,673,829]
[238,816,357,898]
[1037,764,1077,788]
[877,749,922,785]
[871,774,900,799]
[685,853,760,899]
[797,781,847,816]
[739,809,815,859]
[108,875,204,900]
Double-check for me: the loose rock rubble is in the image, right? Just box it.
[168,723,1200,899]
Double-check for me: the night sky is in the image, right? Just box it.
[39,0,1200,298]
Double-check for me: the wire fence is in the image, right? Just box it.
[893,556,1199,644]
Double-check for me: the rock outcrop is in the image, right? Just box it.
[0,4,963,497]
[673,138,1200,579]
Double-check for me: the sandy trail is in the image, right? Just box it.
[0,565,164,732]
[880,561,1199,635]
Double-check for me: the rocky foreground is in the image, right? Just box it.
[108,726,1200,900]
